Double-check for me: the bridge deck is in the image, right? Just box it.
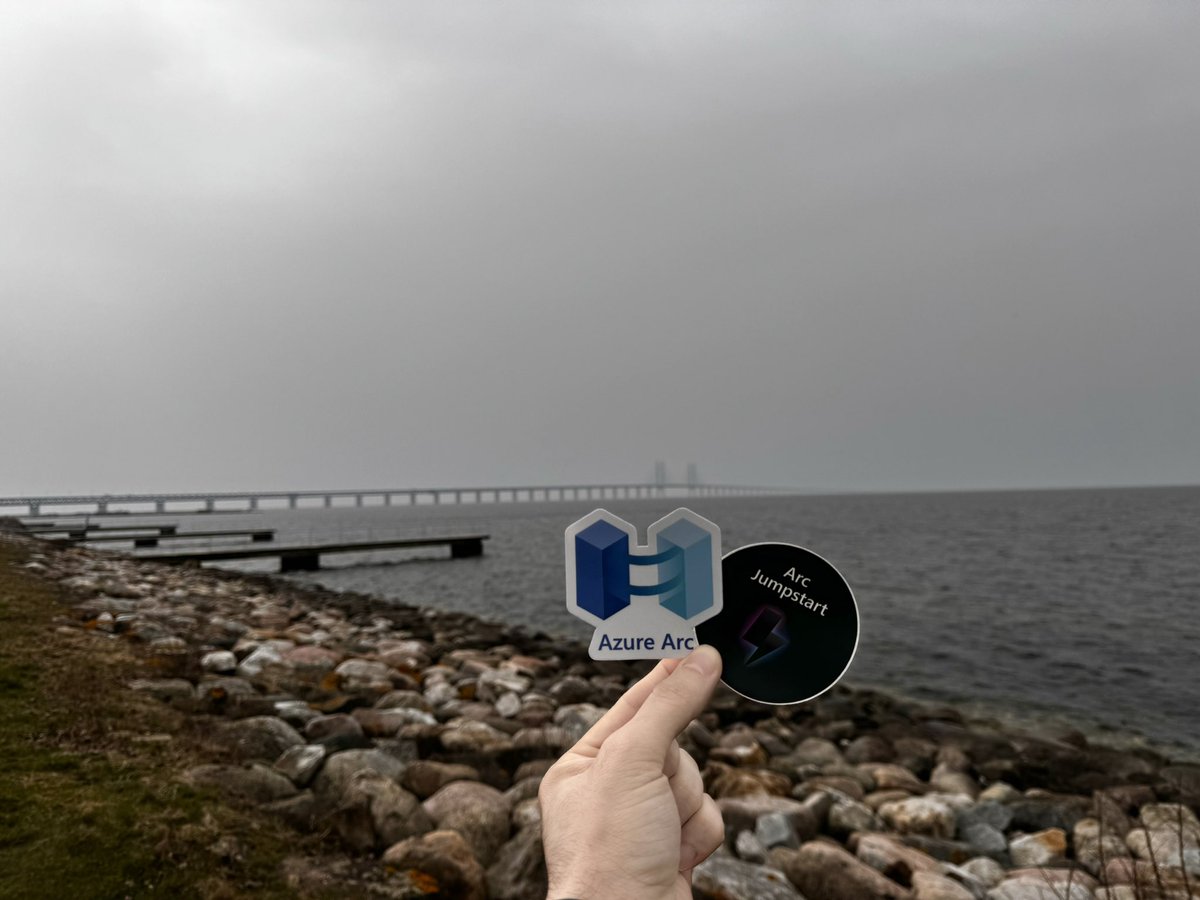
[0,483,780,517]
[134,534,489,571]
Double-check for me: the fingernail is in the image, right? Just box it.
[684,645,720,675]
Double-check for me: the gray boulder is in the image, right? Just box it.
[330,769,430,852]
[423,780,512,867]
[773,841,909,900]
[220,716,303,761]
[313,748,406,804]
[486,825,547,900]
[381,830,487,900]
[693,853,803,899]
[182,763,298,804]
[274,743,327,787]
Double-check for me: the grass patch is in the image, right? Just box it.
[0,540,328,899]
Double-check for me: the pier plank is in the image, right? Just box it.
[134,534,489,571]
[45,529,277,548]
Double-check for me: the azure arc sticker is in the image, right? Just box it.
[565,508,723,659]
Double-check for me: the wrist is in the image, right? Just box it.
[546,874,594,899]
[547,873,672,900]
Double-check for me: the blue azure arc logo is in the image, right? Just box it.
[565,508,723,659]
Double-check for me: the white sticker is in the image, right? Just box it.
[564,508,723,659]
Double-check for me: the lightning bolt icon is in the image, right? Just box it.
[741,605,788,666]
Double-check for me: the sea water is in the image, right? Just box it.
[101,486,1200,755]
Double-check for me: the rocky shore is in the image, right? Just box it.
[8,531,1200,900]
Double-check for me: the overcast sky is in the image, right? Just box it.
[2,1,1198,497]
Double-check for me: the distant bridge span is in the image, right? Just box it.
[0,483,790,517]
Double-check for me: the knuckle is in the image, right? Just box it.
[599,730,635,759]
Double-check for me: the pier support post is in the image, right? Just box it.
[280,551,321,573]
[450,538,484,558]
[289,494,298,509]
[324,495,332,508]
[29,502,40,516]
[205,499,215,512]
[250,497,259,511]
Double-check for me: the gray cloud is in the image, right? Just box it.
[3,1,1198,495]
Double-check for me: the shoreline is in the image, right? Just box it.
[5,529,1200,899]
[273,569,1200,767]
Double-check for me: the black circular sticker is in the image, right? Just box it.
[696,542,859,705]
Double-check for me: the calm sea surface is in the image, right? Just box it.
[104,487,1200,755]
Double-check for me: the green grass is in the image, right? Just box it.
[0,541,323,899]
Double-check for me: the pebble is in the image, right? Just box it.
[1008,828,1068,867]
[200,649,237,673]
[381,830,487,900]
[987,879,1094,900]
[756,811,801,849]
[961,855,1008,887]
[237,642,288,678]
[693,854,802,899]
[313,748,405,803]
[422,780,512,867]
[962,821,1009,858]
[718,796,818,842]
[331,769,429,851]
[735,829,769,863]
[221,715,304,761]
[183,763,298,803]
[274,744,327,787]
[494,691,522,718]
[880,795,959,839]
[912,870,977,900]
[400,761,481,799]
[773,840,911,900]
[486,823,547,900]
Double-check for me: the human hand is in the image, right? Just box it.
[538,645,725,900]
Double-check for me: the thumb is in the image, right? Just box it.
[619,645,721,759]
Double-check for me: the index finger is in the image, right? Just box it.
[571,657,684,756]
[617,645,721,761]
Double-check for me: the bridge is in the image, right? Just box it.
[0,483,788,517]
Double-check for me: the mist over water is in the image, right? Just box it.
[93,486,1200,754]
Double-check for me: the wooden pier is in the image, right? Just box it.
[24,523,181,537]
[135,534,489,572]
[47,529,277,548]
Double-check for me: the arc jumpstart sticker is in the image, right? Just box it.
[564,508,859,704]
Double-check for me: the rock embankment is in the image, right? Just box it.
[15,535,1200,900]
